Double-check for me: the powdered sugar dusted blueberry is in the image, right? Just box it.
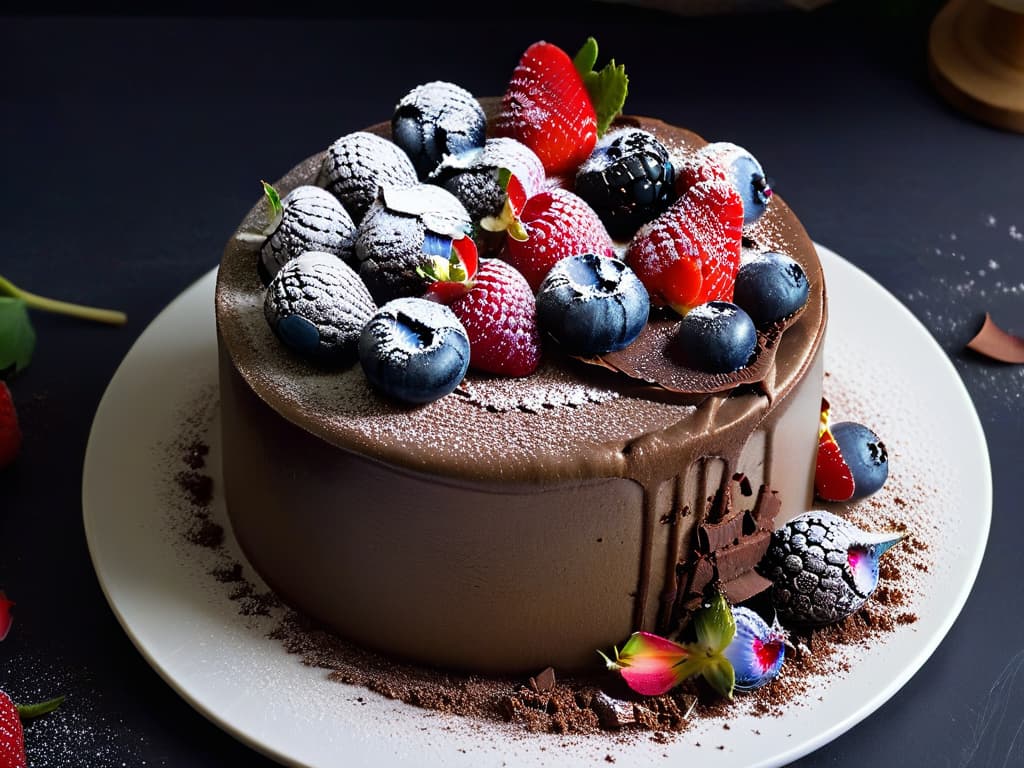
[264,251,377,365]
[260,186,356,284]
[359,297,470,404]
[733,250,809,328]
[318,132,418,224]
[391,81,486,179]
[575,127,676,240]
[536,253,649,357]
[355,184,472,304]
[673,301,757,373]
[430,137,546,225]
[696,142,771,226]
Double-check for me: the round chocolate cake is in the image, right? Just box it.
[215,98,826,674]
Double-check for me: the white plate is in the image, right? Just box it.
[83,245,991,768]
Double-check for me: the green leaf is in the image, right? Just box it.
[262,180,283,218]
[574,37,628,137]
[694,593,736,654]
[701,655,736,700]
[573,36,599,78]
[16,695,65,719]
[0,297,36,378]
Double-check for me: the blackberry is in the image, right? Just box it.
[574,128,676,241]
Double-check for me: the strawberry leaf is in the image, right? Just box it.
[574,37,628,137]
[0,297,36,378]
[16,695,65,719]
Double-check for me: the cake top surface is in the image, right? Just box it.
[215,111,826,486]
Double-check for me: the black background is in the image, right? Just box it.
[3,1,1024,765]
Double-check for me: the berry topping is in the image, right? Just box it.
[732,251,809,328]
[627,179,743,315]
[430,137,545,227]
[496,38,627,176]
[536,253,649,358]
[672,301,757,373]
[264,251,377,365]
[447,259,541,377]
[0,691,64,768]
[355,184,472,304]
[693,142,771,225]
[259,184,356,284]
[391,81,487,180]
[758,511,905,626]
[501,188,615,292]
[831,421,889,500]
[722,607,786,692]
[318,131,418,224]
[358,297,470,404]
[0,591,12,641]
[814,398,856,502]
[574,127,676,240]
[0,383,21,469]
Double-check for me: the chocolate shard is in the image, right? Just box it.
[749,484,782,530]
[721,570,774,605]
[591,692,637,729]
[713,531,773,582]
[966,312,1024,363]
[699,510,745,551]
[529,666,557,694]
[733,472,753,497]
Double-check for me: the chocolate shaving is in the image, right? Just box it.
[966,312,1024,363]
[529,666,557,694]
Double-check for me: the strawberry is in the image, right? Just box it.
[501,188,615,292]
[0,383,21,469]
[674,151,729,197]
[0,592,12,642]
[0,692,25,768]
[422,251,540,377]
[495,38,628,177]
[626,179,743,315]
[814,398,856,502]
[0,691,64,768]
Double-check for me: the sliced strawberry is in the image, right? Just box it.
[0,383,21,469]
[626,179,743,315]
[419,235,479,304]
[814,399,856,502]
[501,188,615,292]
[495,41,598,176]
[449,260,541,377]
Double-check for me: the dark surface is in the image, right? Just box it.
[2,3,1022,766]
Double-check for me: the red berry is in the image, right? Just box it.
[814,399,856,502]
[0,592,12,642]
[449,260,541,377]
[626,179,743,314]
[0,691,26,768]
[495,41,597,176]
[674,151,729,197]
[0,383,21,469]
[502,188,615,292]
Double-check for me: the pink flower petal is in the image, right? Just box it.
[615,632,691,696]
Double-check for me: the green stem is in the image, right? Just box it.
[0,275,127,326]
[16,695,65,719]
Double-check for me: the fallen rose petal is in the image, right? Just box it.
[0,591,13,641]
[966,313,1024,363]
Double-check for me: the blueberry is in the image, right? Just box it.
[702,142,771,225]
[392,81,487,179]
[358,297,470,404]
[673,301,757,373]
[831,421,889,499]
[264,251,376,365]
[536,253,650,357]
[733,251,810,328]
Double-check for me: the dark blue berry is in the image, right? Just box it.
[264,252,376,365]
[392,81,486,180]
[733,251,809,328]
[358,297,470,404]
[536,254,650,357]
[702,142,771,225]
[673,301,757,373]
[831,421,889,499]
[574,128,676,240]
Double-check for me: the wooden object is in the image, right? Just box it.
[929,0,1024,132]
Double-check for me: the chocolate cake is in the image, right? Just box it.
[213,98,827,675]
